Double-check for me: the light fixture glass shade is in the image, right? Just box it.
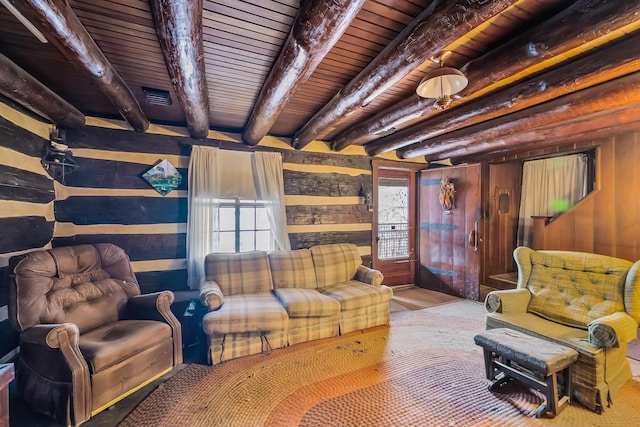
[416,67,468,99]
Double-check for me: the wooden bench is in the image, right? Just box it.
[474,328,579,418]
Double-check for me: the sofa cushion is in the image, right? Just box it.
[80,320,172,374]
[274,288,340,317]
[202,293,288,335]
[268,249,317,289]
[310,244,361,288]
[526,251,630,329]
[319,281,393,311]
[204,251,273,295]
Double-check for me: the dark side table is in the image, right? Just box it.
[171,291,208,348]
[0,363,15,427]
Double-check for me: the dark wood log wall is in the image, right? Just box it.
[0,105,54,363]
[0,109,376,361]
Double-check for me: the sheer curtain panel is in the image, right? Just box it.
[187,146,221,289]
[253,152,291,250]
[517,154,587,247]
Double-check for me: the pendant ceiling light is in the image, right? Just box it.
[416,51,467,110]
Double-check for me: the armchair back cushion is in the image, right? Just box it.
[9,244,140,333]
[204,251,273,295]
[518,248,633,329]
[310,244,361,288]
[268,249,318,289]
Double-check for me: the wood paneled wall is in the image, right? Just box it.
[533,131,640,261]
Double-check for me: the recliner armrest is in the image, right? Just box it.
[354,265,384,286]
[127,291,175,321]
[21,324,91,424]
[588,311,638,348]
[201,280,225,310]
[127,291,183,364]
[484,288,531,314]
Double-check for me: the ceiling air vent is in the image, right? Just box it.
[142,87,172,106]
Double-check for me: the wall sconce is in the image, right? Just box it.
[359,183,373,212]
[439,177,455,214]
[41,128,78,184]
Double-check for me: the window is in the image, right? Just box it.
[377,177,410,259]
[216,198,274,253]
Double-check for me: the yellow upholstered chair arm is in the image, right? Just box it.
[484,289,531,314]
[588,311,638,348]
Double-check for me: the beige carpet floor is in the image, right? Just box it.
[120,301,640,426]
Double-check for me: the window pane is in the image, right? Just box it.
[256,207,270,230]
[239,231,255,252]
[378,177,409,259]
[239,207,255,230]
[218,231,236,253]
[255,230,273,251]
[219,207,236,231]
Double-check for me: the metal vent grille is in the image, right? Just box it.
[142,87,172,106]
[498,193,510,214]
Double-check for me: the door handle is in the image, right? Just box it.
[394,259,417,264]
[468,221,479,252]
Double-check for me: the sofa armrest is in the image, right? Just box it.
[200,280,225,310]
[21,324,91,424]
[484,289,531,314]
[588,311,638,348]
[355,265,384,286]
[127,291,182,364]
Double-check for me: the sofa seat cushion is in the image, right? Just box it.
[80,320,172,374]
[274,288,340,318]
[203,293,288,335]
[319,281,393,311]
[485,311,600,358]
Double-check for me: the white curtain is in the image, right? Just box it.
[186,147,291,289]
[186,145,221,290]
[253,152,291,250]
[517,154,588,247]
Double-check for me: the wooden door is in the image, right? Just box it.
[373,168,417,286]
[418,164,481,300]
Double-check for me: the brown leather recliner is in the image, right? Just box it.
[7,243,182,426]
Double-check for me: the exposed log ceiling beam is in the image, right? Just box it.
[366,33,640,157]
[242,0,366,146]
[396,72,640,160]
[450,110,640,165]
[291,0,520,150]
[13,0,149,132]
[454,120,640,165]
[149,0,210,140]
[0,53,85,128]
[334,0,640,153]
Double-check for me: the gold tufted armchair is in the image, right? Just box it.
[484,246,640,413]
[8,244,182,426]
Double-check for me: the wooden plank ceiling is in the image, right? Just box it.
[0,0,639,163]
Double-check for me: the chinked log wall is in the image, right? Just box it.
[0,106,374,361]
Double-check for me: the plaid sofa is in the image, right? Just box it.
[485,246,640,413]
[200,243,392,364]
